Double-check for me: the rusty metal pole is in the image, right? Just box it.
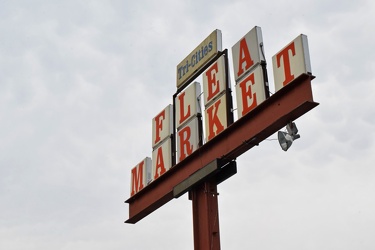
[191,180,221,250]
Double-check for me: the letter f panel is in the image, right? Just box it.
[152,104,173,149]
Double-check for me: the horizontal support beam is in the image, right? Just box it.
[125,74,318,224]
[173,159,237,198]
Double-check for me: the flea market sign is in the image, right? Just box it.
[126,26,317,227]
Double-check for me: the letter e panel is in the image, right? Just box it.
[235,65,267,119]
[202,55,226,106]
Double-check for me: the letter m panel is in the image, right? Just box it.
[130,157,152,197]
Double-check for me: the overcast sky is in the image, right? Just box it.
[1,0,375,249]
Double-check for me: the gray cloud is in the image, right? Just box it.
[1,0,375,249]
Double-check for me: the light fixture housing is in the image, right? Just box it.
[278,122,300,151]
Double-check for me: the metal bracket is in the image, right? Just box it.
[173,159,237,198]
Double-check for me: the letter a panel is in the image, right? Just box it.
[232,26,264,82]
[152,138,172,181]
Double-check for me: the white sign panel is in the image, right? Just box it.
[130,157,152,197]
[152,104,173,149]
[204,94,227,142]
[202,55,226,106]
[232,26,264,82]
[272,34,312,92]
[152,138,172,181]
[175,82,201,129]
[176,117,200,163]
[235,65,267,119]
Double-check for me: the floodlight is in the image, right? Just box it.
[278,122,300,151]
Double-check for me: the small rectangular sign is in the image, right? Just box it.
[175,82,201,129]
[232,26,264,82]
[152,138,172,181]
[152,104,173,149]
[235,65,267,119]
[204,94,227,142]
[202,55,227,107]
[272,34,312,92]
[176,30,222,89]
[176,117,201,163]
[130,157,152,197]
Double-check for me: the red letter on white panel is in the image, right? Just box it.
[235,66,266,118]
[178,126,193,162]
[205,95,227,141]
[152,105,172,148]
[276,42,296,86]
[272,34,312,92]
[203,55,226,106]
[154,147,166,179]
[176,117,200,163]
[152,139,172,180]
[237,38,254,78]
[205,63,220,102]
[130,161,144,196]
[154,110,165,145]
[178,92,191,125]
[130,158,151,197]
[239,73,257,116]
[232,26,264,82]
[175,82,201,129]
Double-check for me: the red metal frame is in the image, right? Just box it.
[125,74,318,224]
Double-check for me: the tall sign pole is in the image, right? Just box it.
[191,180,221,250]
[188,47,233,250]
[125,27,318,250]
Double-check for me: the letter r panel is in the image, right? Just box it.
[176,117,200,163]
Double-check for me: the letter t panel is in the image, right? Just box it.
[272,34,312,92]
